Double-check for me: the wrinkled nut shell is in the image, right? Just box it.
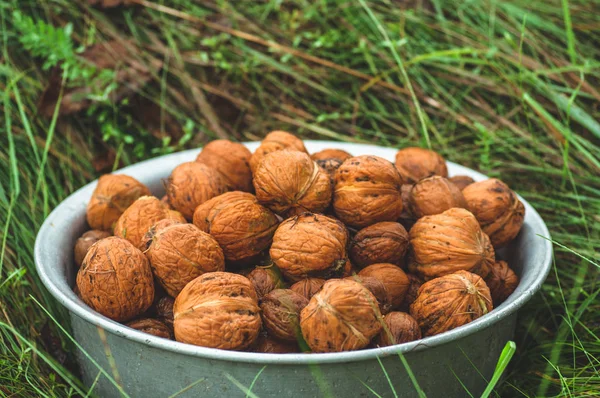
[399,274,424,312]
[146,223,225,297]
[462,179,525,248]
[74,230,111,267]
[250,131,308,173]
[126,318,172,339]
[349,222,409,269]
[398,184,417,231]
[173,272,261,350]
[408,208,495,279]
[290,278,326,300]
[86,174,150,231]
[375,312,421,347]
[484,260,519,305]
[140,218,184,251]
[300,279,382,353]
[358,263,409,310]
[196,140,253,192]
[247,266,286,301]
[251,332,300,353]
[407,176,468,218]
[261,289,309,341]
[410,270,493,336]
[449,175,475,191]
[345,275,392,315]
[394,147,448,184]
[311,149,352,162]
[76,237,154,322]
[316,158,344,181]
[155,296,175,329]
[333,155,403,228]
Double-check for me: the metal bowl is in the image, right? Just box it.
[34,141,552,397]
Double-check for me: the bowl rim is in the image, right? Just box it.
[34,140,552,365]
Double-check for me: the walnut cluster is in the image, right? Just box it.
[74,133,523,352]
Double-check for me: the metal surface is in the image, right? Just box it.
[34,141,553,397]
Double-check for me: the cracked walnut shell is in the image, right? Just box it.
[406,176,468,218]
[249,131,308,173]
[74,230,111,267]
[358,263,409,310]
[484,260,519,305]
[260,289,309,342]
[196,140,253,192]
[394,147,448,184]
[349,222,409,269]
[126,318,172,339]
[375,312,421,347]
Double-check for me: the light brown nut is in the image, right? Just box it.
[311,149,352,163]
[249,131,308,173]
[261,289,309,342]
[345,275,392,315]
[358,263,409,310]
[196,140,253,192]
[349,222,409,269]
[289,278,326,300]
[484,260,519,305]
[407,176,468,218]
[375,312,421,346]
[394,147,448,184]
[74,230,111,267]
[449,175,475,191]
[126,318,172,339]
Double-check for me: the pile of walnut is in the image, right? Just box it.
[74,131,524,354]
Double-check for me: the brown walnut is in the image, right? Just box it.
[449,175,475,191]
[140,218,184,251]
[394,147,448,184]
[358,263,410,310]
[410,270,493,336]
[249,131,308,173]
[484,260,519,305]
[260,289,309,342]
[399,274,424,312]
[74,230,111,267]
[251,332,300,353]
[316,158,344,181]
[407,176,468,218]
[155,296,175,330]
[126,318,172,339]
[196,140,253,192]
[349,222,409,269]
[345,275,392,315]
[247,265,286,301]
[375,312,421,347]
[311,148,352,162]
[290,278,326,300]
[398,184,417,231]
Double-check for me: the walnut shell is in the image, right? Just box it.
[399,274,424,312]
[76,237,154,322]
[140,218,184,251]
[86,174,151,231]
[398,184,417,231]
[449,175,475,191]
[300,279,382,352]
[193,192,279,262]
[410,270,493,336]
[261,289,309,341]
[113,196,179,250]
[270,213,349,280]
[74,230,111,267]
[253,150,332,216]
[251,332,300,353]
[146,223,225,297]
[408,208,495,279]
[345,275,392,314]
[160,195,172,208]
[349,222,409,269]
[155,296,175,330]
[316,158,343,181]
[249,131,308,173]
[126,318,172,339]
[167,162,228,220]
[375,312,421,346]
[484,261,519,305]
[247,265,286,301]
[462,179,525,248]
[333,155,403,228]
[394,147,448,184]
[311,148,352,162]
[196,140,253,192]
[407,176,468,218]
[290,278,326,300]
[173,272,261,350]
[357,263,409,310]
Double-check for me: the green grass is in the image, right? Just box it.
[1,0,599,396]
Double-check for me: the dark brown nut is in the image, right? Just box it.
[408,208,495,280]
[193,192,279,262]
[113,196,182,250]
[270,213,348,280]
[196,140,253,192]
[345,275,392,315]
[247,266,286,301]
[251,333,300,353]
[290,278,326,300]
[358,263,409,310]
[173,272,261,350]
[398,184,417,231]
[249,131,308,173]
[74,230,111,267]
[300,279,382,353]
[333,155,403,228]
[86,174,151,231]
[126,318,172,339]
[316,158,344,181]
[146,223,225,297]
[253,150,332,217]
[261,289,309,342]
[76,237,154,322]
[410,270,493,336]
[167,162,228,220]
[311,148,352,162]
[399,274,424,312]
[449,175,475,191]
[407,176,468,218]
[394,147,448,184]
[462,179,525,248]
[484,260,519,305]
[375,312,421,346]
[349,222,409,269]
[155,296,175,329]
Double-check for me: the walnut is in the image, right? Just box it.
[126,318,172,339]
[250,332,300,353]
[410,270,493,336]
[398,184,417,231]
[290,278,326,300]
[316,158,343,181]
[345,275,392,314]
[247,265,286,301]
[140,218,183,251]
[449,175,475,191]
[86,174,150,231]
[349,222,409,269]
[173,272,261,350]
[300,279,382,352]
[375,312,421,346]
[399,274,424,312]
[155,296,175,330]
[249,131,308,173]
[408,208,494,279]
[76,237,154,322]
[333,155,403,228]
[196,140,253,192]
[394,147,448,184]
[193,192,279,262]
[166,162,228,220]
[270,213,348,280]
[260,289,309,341]
[484,261,519,305]
[160,195,172,208]
[357,263,409,310]
[253,150,332,216]
[311,148,352,162]
[146,223,225,297]
[74,230,111,267]
[407,176,468,218]
[462,179,525,248]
